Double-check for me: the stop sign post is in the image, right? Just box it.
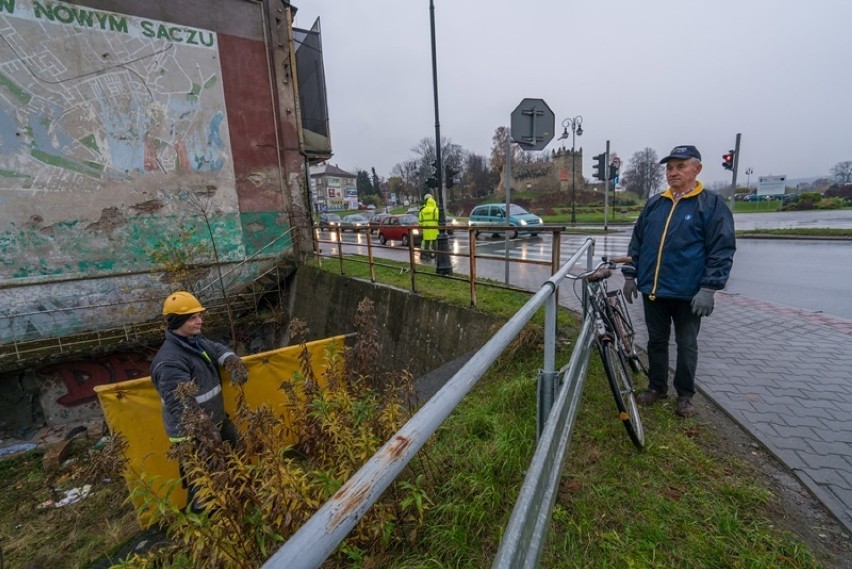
[510,98,555,151]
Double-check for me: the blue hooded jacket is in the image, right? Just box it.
[623,182,735,301]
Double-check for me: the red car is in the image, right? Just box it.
[377,214,422,246]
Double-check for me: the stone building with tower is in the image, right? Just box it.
[508,148,584,194]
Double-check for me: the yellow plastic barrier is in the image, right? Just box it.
[94,336,344,524]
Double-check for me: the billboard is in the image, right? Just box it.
[757,175,787,196]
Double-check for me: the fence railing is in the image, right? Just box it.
[262,237,597,569]
[313,225,567,306]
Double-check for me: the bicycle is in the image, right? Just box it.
[566,256,646,449]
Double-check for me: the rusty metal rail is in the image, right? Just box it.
[313,225,567,305]
[262,238,596,569]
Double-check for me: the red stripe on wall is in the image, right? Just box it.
[218,32,284,212]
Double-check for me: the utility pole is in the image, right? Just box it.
[603,140,610,232]
[729,133,741,209]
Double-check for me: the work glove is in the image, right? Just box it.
[224,354,249,385]
[690,288,716,317]
[622,277,638,304]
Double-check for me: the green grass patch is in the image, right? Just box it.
[737,227,852,238]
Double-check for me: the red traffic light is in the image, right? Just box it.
[722,151,735,171]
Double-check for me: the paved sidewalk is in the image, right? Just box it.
[694,291,852,533]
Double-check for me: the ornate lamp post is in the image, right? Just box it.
[558,116,583,223]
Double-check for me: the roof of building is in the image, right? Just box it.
[310,163,356,178]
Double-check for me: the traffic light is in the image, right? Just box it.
[722,150,735,171]
[593,153,606,181]
[425,160,439,189]
[609,164,619,181]
[445,165,458,189]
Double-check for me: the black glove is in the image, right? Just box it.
[224,354,248,385]
[622,277,638,304]
[690,288,716,317]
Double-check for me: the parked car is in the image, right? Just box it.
[340,213,370,232]
[467,203,542,239]
[368,212,393,233]
[377,214,422,246]
[317,213,341,230]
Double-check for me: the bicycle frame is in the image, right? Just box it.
[570,257,645,449]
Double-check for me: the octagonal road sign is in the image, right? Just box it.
[510,98,555,151]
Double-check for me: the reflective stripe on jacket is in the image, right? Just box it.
[625,183,735,301]
[150,330,235,439]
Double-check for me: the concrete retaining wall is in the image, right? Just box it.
[290,265,502,379]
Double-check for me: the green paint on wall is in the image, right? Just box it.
[0,71,31,105]
[31,148,99,177]
[1,211,295,281]
[239,212,293,256]
[187,82,200,103]
[79,134,100,153]
[0,169,33,180]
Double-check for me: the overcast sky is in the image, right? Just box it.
[293,1,852,187]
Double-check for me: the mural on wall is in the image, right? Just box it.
[36,351,153,426]
[0,0,232,189]
[0,0,241,280]
[38,352,151,407]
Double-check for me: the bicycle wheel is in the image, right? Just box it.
[608,293,646,375]
[599,339,644,449]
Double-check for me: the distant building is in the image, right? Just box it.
[508,147,584,194]
[310,163,358,211]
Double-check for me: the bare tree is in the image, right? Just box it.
[489,126,526,191]
[391,159,420,202]
[830,161,852,184]
[462,152,493,198]
[622,148,664,198]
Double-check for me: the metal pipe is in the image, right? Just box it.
[494,316,595,568]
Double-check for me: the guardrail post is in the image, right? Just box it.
[469,228,477,307]
[537,285,559,439]
[336,227,344,274]
[365,230,376,283]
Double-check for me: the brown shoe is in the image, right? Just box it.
[636,390,666,405]
[675,396,697,417]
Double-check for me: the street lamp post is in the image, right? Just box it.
[745,167,753,193]
[558,116,583,223]
[428,0,451,276]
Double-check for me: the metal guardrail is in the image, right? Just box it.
[262,237,596,569]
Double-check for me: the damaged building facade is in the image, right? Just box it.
[0,0,329,434]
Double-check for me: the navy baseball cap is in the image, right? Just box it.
[660,145,702,164]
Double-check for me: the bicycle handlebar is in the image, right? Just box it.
[566,255,634,282]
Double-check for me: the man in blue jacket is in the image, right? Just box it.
[621,145,735,417]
